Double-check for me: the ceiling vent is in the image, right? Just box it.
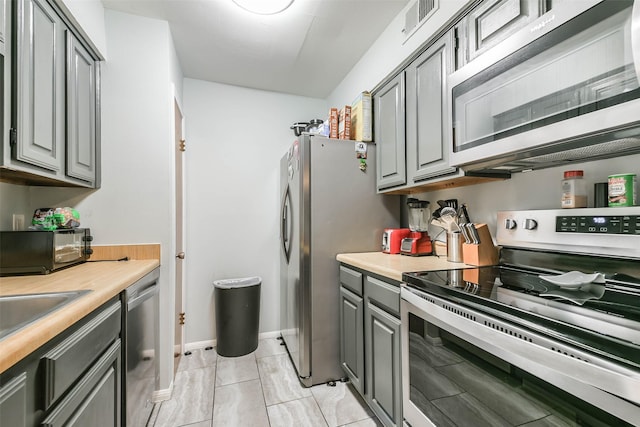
[403,0,439,41]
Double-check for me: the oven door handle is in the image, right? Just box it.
[401,287,640,422]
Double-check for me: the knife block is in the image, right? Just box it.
[462,223,499,266]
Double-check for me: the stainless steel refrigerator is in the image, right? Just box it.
[279,135,399,387]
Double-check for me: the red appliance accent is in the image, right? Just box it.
[382,228,411,254]
[400,231,433,256]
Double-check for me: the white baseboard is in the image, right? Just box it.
[258,330,281,339]
[184,339,216,352]
[152,381,173,402]
[141,349,155,359]
[183,331,281,352]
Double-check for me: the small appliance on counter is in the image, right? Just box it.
[382,228,411,254]
[0,229,93,276]
[401,198,432,256]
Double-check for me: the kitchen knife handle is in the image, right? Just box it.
[470,223,481,244]
[461,204,471,224]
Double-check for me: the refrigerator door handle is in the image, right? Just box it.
[281,186,292,263]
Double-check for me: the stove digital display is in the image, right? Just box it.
[556,215,640,234]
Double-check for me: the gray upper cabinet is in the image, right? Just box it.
[1,0,8,160]
[3,0,100,187]
[458,0,541,68]
[375,73,406,191]
[375,31,460,193]
[66,32,97,183]
[14,0,65,174]
[405,31,455,183]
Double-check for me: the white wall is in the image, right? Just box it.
[58,0,108,58]
[182,78,327,345]
[22,9,182,394]
[0,183,30,229]
[327,0,472,107]
[168,31,184,108]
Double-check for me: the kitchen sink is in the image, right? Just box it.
[0,290,91,341]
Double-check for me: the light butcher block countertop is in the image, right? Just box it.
[0,259,159,373]
[336,252,468,282]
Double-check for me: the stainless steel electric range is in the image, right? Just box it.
[401,208,640,427]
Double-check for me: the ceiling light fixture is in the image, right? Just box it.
[232,0,294,15]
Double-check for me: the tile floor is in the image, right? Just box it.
[148,337,382,427]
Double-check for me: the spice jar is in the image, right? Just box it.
[562,170,587,208]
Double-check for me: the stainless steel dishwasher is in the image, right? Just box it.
[123,267,160,427]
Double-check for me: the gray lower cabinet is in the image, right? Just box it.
[0,372,27,426]
[339,265,402,427]
[41,341,121,427]
[0,298,122,427]
[364,276,401,427]
[339,286,364,394]
[3,0,100,188]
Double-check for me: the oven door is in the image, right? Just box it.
[448,0,640,171]
[400,286,640,427]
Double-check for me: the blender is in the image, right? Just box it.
[401,198,433,256]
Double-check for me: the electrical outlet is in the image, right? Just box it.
[12,214,25,231]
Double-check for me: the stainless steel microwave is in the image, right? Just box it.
[0,229,93,275]
[448,0,640,172]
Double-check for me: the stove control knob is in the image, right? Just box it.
[505,218,517,230]
[524,218,538,230]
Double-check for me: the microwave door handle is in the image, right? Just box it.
[633,0,640,82]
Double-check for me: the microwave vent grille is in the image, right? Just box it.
[523,138,640,164]
[482,137,640,172]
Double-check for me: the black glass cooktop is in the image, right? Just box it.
[404,266,640,322]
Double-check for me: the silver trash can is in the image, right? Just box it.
[213,276,261,357]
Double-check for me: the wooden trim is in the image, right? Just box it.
[381,175,509,195]
[90,244,160,261]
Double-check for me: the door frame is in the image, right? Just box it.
[172,87,186,371]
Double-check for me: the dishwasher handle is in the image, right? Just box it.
[127,283,158,311]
